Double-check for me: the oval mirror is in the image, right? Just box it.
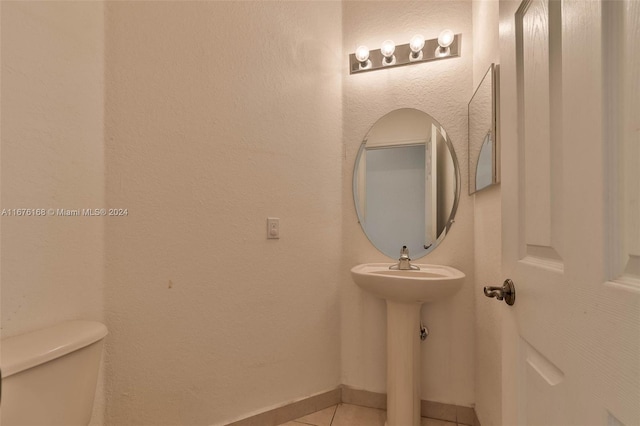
[353,108,461,259]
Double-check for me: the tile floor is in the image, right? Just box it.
[278,403,461,426]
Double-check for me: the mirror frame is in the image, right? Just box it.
[352,108,461,259]
[468,63,500,194]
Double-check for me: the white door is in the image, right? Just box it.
[499,0,640,425]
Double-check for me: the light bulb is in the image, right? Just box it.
[381,40,396,65]
[409,34,425,53]
[355,45,369,63]
[409,34,425,61]
[381,40,395,58]
[438,29,454,48]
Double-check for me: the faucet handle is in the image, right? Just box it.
[400,245,410,258]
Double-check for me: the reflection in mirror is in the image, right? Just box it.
[353,108,460,259]
[476,131,493,189]
[469,63,499,194]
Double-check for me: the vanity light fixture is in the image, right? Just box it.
[349,30,461,74]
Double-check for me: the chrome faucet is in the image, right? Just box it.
[389,246,420,270]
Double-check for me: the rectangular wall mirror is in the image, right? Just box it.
[468,63,499,194]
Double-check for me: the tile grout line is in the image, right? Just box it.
[328,404,338,426]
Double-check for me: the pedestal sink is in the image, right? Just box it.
[350,263,465,426]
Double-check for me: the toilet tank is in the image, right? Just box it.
[0,321,108,426]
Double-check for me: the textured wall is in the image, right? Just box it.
[340,1,476,407]
[104,2,343,425]
[472,1,502,425]
[0,1,105,423]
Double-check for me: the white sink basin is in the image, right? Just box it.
[350,263,465,304]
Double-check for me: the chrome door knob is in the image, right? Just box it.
[483,279,516,306]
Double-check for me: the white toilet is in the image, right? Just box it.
[0,320,108,426]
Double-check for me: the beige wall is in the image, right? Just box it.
[472,1,502,425]
[0,1,105,423]
[103,2,343,425]
[341,1,476,406]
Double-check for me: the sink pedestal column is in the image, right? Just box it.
[385,300,421,426]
